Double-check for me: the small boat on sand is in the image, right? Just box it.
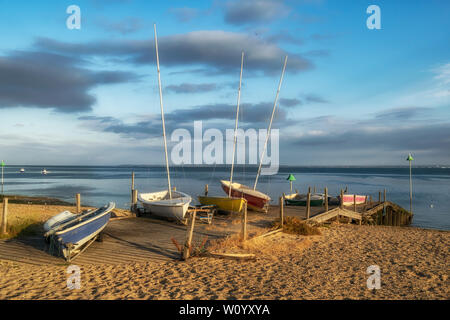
[221,180,271,212]
[137,25,192,221]
[198,195,245,212]
[284,193,324,206]
[139,190,191,221]
[44,202,115,262]
[340,194,367,206]
[198,52,246,213]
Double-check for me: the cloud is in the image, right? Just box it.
[35,30,313,75]
[279,98,302,108]
[97,17,144,35]
[0,51,139,112]
[375,107,430,120]
[289,123,450,155]
[223,0,290,25]
[165,83,219,94]
[303,94,329,104]
[169,7,199,23]
[78,101,290,139]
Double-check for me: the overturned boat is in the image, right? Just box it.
[44,202,115,262]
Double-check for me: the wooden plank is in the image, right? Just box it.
[208,252,255,260]
[182,210,196,260]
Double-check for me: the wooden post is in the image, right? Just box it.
[353,194,357,212]
[182,210,197,260]
[384,189,386,203]
[1,197,7,235]
[324,187,328,212]
[340,189,344,209]
[378,191,381,204]
[306,192,311,220]
[370,195,373,205]
[308,186,311,194]
[131,171,135,207]
[76,193,81,214]
[204,184,209,196]
[173,186,176,191]
[279,196,284,228]
[131,189,138,212]
[241,201,248,241]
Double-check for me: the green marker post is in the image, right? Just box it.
[287,174,296,193]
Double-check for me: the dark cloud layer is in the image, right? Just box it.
[97,17,143,35]
[165,83,219,94]
[375,107,429,120]
[0,51,139,112]
[290,123,450,154]
[78,101,288,139]
[223,0,290,25]
[35,31,313,75]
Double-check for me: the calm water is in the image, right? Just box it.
[1,165,449,230]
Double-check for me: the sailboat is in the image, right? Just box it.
[138,25,192,221]
[198,52,247,213]
[221,56,288,212]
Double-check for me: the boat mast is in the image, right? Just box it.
[229,52,244,197]
[253,56,288,191]
[154,24,172,199]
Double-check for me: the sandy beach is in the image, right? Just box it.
[0,216,448,299]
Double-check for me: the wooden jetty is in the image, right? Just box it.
[306,200,413,226]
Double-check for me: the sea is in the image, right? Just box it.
[1,165,449,230]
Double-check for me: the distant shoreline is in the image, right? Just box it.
[0,194,73,206]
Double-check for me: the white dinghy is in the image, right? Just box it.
[138,190,191,221]
[138,24,192,221]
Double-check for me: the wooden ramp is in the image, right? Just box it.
[306,201,412,226]
[0,217,224,266]
[307,207,362,224]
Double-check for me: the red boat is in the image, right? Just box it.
[221,180,271,212]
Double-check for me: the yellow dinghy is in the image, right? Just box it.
[198,196,245,212]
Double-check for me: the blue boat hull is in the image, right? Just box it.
[59,212,110,246]
[46,202,115,261]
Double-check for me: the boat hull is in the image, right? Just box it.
[341,194,367,206]
[47,202,115,261]
[284,193,325,206]
[285,198,324,206]
[198,196,245,212]
[220,181,270,212]
[138,190,192,221]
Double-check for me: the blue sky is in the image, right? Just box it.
[0,0,449,166]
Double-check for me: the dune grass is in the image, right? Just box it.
[271,216,322,236]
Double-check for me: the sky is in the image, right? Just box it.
[0,0,449,166]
